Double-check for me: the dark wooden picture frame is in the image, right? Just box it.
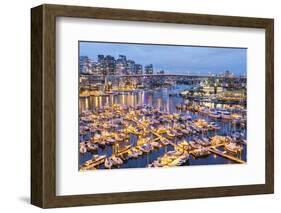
[31,4,274,208]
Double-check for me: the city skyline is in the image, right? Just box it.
[80,41,247,76]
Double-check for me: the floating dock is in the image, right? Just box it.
[207,147,245,164]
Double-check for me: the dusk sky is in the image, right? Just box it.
[79,41,247,76]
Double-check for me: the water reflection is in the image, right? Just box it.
[79,85,247,167]
[80,85,192,113]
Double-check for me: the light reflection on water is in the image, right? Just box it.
[79,85,247,168]
[79,85,191,113]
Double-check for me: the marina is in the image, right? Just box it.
[79,84,247,171]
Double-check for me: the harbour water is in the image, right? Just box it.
[79,85,247,168]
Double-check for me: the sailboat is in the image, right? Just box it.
[111,156,123,166]
[86,143,98,152]
[79,145,87,154]
[104,157,113,169]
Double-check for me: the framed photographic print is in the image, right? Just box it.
[31,4,274,208]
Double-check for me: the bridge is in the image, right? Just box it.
[80,73,246,91]
[81,73,246,80]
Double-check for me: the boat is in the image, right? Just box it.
[81,155,106,170]
[166,150,182,156]
[189,141,201,149]
[175,130,183,137]
[160,137,170,146]
[194,119,209,128]
[191,148,210,158]
[132,147,143,156]
[208,111,221,119]
[224,142,243,154]
[79,145,87,154]
[120,153,130,161]
[127,149,139,158]
[231,132,242,140]
[202,137,211,145]
[169,154,189,166]
[156,126,167,134]
[148,161,161,168]
[209,122,220,130]
[221,111,232,120]
[231,113,243,120]
[242,139,247,145]
[189,124,200,133]
[181,129,190,135]
[166,130,176,139]
[98,140,106,148]
[151,141,161,148]
[93,133,102,142]
[232,119,242,125]
[115,135,124,142]
[106,138,115,145]
[104,158,113,169]
[180,114,192,121]
[178,140,189,150]
[111,156,123,166]
[176,104,185,110]
[138,143,153,153]
[195,138,208,146]
[86,143,98,152]
[152,119,160,125]
[200,108,211,115]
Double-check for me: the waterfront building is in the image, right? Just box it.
[145,64,153,75]
[95,55,116,76]
[223,70,234,78]
[79,56,93,74]
[126,60,136,75]
[89,61,99,75]
[116,55,127,75]
[202,86,224,94]
[135,64,143,75]
[97,54,105,62]
[96,54,117,76]
[118,55,126,61]
[157,70,165,74]
[104,55,116,75]
[79,56,88,73]
[96,55,106,75]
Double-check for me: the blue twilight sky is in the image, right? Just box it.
[79,41,247,76]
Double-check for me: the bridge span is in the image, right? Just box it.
[81,73,246,80]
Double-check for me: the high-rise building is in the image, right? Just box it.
[115,55,127,75]
[135,64,143,75]
[79,56,93,74]
[96,55,105,75]
[90,61,99,75]
[79,56,87,73]
[118,55,126,62]
[80,54,161,77]
[104,55,116,75]
[126,60,136,75]
[145,64,153,75]
[223,70,234,78]
[97,54,105,62]
[95,55,116,75]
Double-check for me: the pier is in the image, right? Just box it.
[207,147,245,164]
